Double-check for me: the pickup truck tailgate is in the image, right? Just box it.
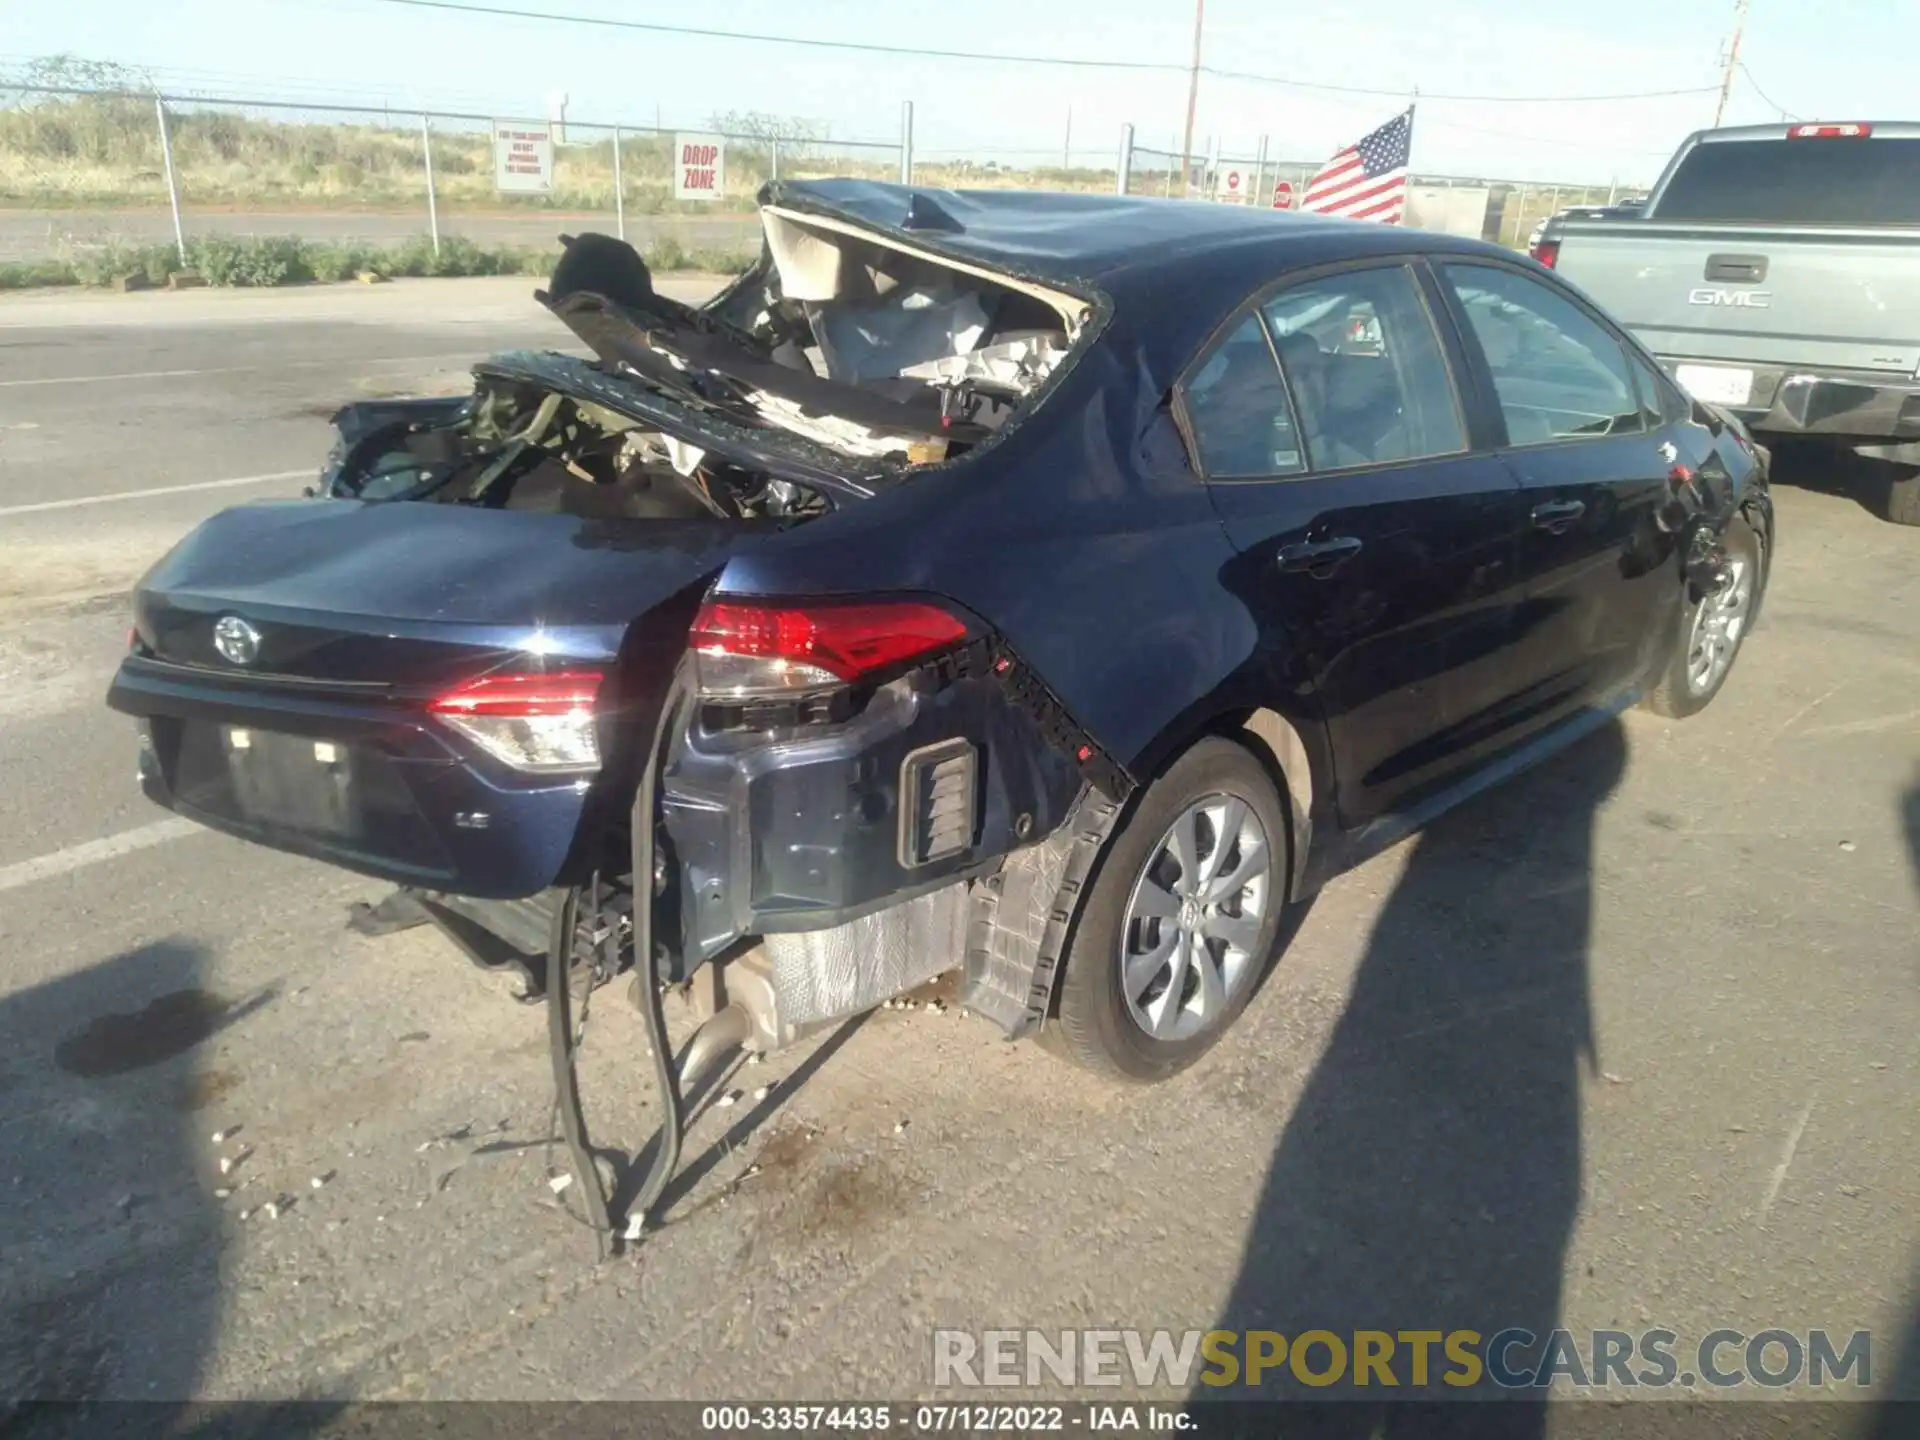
[1554,221,1920,375]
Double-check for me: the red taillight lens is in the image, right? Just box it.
[1530,239,1561,269]
[429,671,604,716]
[428,671,604,773]
[689,599,969,697]
[1788,123,1871,139]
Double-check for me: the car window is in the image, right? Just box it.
[1442,263,1643,445]
[1627,351,1687,431]
[1260,267,1465,470]
[1183,314,1305,479]
[1655,136,1920,225]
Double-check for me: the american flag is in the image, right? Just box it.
[1301,108,1413,224]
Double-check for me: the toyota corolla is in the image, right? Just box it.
[107,180,1770,1233]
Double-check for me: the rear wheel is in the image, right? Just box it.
[1644,514,1763,718]
[1047,737,1287,1083]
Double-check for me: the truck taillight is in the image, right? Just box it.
[429,671,604,773]
[1788,123,1871,139]
[1529,239,1561,269]
[689,599,970,698]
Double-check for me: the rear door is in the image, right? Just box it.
[1435,260,1682,716]
[1183,259,1530,829]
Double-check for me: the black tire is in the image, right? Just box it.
[1046,736,1289,1083]
[1886,469,1920,528]
[1644,513,1764,719]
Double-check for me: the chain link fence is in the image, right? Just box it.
[0,82,903,272]
[0,81,1647,278]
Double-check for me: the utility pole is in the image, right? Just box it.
[1179,0,1204,197]
[1713,0,1749,127]
[1063,106,1072,169]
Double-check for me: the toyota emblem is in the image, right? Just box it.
[212,615,262,667]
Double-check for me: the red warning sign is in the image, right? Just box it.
[1272,181,1295,210]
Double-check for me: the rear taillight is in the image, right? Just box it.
[428,671,603,773]
[1529,239,1561,269]
[1788,122,1871,139]
[688,599,970,698]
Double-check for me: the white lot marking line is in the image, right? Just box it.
[0,817,201,895]
[1759,1096,1815,1222]
[0,350,483,389]
[0,470,310,518]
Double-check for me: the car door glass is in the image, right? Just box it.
[1636,352,1693,426]
[1260,266,1465,470]
[1441,263,1644,445]
[1184,314,1305,478]
[1627,352,1676,432]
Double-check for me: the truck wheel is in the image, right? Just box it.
[1885,469,1920,527]
[1047,737,1287,1083]
[1644,514,1763,718]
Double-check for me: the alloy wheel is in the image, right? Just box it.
[1685,554,1753,696]
[1117,793,1272,1042]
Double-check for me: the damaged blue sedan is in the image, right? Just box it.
[108,180,1770,1235]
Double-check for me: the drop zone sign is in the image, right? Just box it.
[674,134,727,202]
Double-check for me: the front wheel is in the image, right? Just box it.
[1644,514,1764,718]
[1046,737,1288,1083]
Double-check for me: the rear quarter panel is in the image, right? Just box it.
[711,328,1262,778]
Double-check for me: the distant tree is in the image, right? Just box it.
[17,54,154,95]
[708,109,825,159]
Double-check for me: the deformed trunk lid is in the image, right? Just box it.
[133,498,761,684]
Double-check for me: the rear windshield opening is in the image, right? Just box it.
[1656,136,1920,225]
[698,206,1093,461]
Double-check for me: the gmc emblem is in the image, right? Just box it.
[1689,287,1773,308]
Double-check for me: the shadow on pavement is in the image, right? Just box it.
[0,938,342,1437]
[1765,439,1907,523]
[1869,776,1920,1428]
[1196,719,1629,1435]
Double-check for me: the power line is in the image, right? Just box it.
[1736,60,1800,121]
[353,0,1719,104]
[1206,65,1714,103]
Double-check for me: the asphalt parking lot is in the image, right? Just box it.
[0,279,1915,1416]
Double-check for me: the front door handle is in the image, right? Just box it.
[1276,535,1363,578]
[1530,500,1586,534]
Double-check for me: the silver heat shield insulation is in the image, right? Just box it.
[761,881,970,1027]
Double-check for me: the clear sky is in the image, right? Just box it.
[1,0,1911,185]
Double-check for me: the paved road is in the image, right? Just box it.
[0,281,1915,1415]
[0,207,760,262]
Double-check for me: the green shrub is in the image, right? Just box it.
[184,235,312,286]
[0,233,562,290]
[644,234,689,271]
[305,241,380,282]
[685,246,756,274]
[0,258,79,290]
[60,241,178,287]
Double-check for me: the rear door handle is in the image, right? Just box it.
[1276,536,1363,577]
[1530,500,1586,534]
